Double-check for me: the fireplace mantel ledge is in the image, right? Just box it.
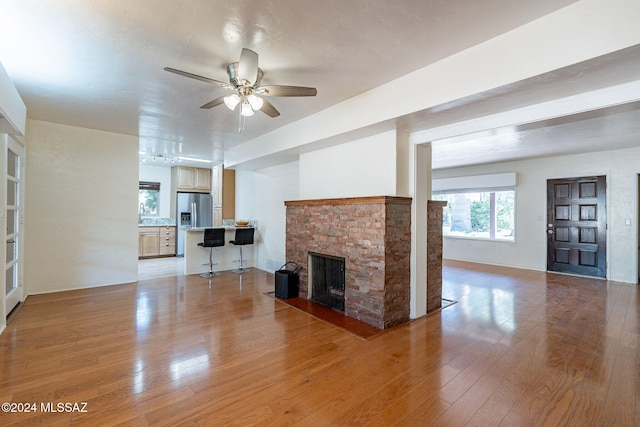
[285,196,412,207]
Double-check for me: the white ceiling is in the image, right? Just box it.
[1,0,639,169]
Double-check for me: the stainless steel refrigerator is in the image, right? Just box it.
[176,192,213,256]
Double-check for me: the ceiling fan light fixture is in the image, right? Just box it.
[223,94,241,110]
[247,94,263,111]
[165,47,317,130]
[240,101,254,117]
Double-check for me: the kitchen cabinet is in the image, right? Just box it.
[175,167,194,190]
[212,165,235,226]
[194,168,211,192]
[213,207,222,226]
[212,165,222,207]
[158,226,176,255]
[173,166,211,193]
[139,226,176,258]
[139,227,160,257]
[222,168,235,220]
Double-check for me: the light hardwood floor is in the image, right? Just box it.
[1,260,638,426]
[138,256,185,281]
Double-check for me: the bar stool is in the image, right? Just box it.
[230,227,254,273]
[198,228,225,278]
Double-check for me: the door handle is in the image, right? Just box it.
[547,229,554,234]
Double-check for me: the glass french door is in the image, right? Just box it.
[5,136,23,315]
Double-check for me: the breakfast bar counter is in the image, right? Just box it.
[183,227,255,275]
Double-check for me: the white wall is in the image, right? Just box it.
[25,120,139,294]
[234,160,299,272]
[433,146,640,284]
[299,131,397,199]
[139,164,172,218]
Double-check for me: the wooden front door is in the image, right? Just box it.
[547,176,606,278]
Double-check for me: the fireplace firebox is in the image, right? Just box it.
[308,253,345,312]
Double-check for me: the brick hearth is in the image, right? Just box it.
[285,196,412,329]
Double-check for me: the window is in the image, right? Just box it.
[139,181,160,217]
[433,190,515,241]
[432,173,517,242]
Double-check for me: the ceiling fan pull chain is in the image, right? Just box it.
[238,110,246,132]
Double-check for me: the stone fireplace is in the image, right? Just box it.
[285,196,412,329]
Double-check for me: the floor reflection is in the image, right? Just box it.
[443,268,519,346]
[170,354,211,382]
[457,284,516,333]
[135,292,152,332]
[133,358,145,394]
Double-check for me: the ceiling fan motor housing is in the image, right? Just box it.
[227,63,263,89]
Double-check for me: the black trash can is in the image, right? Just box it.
[275,263,300,299]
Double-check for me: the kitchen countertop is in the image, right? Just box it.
[183,220,256,231]
[183,226,252,231]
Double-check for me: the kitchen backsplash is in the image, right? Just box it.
[139,217,176,226]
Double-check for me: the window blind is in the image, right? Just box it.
[432,172,516,194]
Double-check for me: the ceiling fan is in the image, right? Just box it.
[164,48,317,123]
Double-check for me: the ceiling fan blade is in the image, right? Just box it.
[259,98,280,117]
[164,67,232,89]
[238,48,259,86]
[260,85,317,97]
[200,96,226,109]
